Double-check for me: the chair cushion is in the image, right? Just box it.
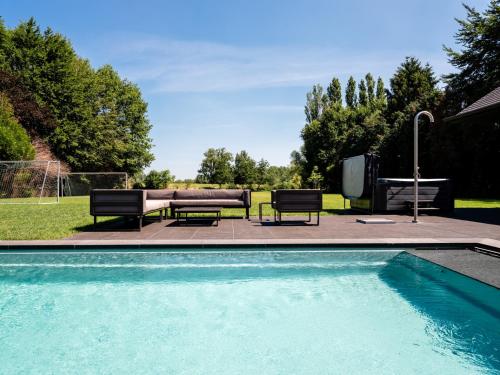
[146,189,176,200]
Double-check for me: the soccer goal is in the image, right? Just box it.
[61,172,128,196]
[0,160,61,204]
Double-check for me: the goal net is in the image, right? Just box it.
[0,160,60,204]
[61,172,128,196]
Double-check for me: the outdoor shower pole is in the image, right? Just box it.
[413,111,434,223]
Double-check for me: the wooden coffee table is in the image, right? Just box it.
[175,207,222,226]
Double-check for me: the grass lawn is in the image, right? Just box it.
[454,198,500,208]
[0,193,498,240]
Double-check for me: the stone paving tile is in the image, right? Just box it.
[68,214,500,242]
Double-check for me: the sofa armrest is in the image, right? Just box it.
[90,189,145,216]
[271,190,276,209]
[243,189,252,207]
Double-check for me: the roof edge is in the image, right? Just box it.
[444,101,500,123]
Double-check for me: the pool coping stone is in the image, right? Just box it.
[0,237,498,250]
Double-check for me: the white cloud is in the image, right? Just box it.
[100,33,450,93]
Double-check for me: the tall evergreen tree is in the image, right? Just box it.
[381,57,441,177]
[358,79,368,106]
[345,76,357,108]
[443,0,500,110]
[365,73,375,104]
[387,57,439,117]
[326,77,342,106]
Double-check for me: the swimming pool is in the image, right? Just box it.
[0,249,498,374]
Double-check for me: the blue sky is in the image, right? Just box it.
[1,0,490,178]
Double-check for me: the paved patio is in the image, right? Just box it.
[69,211,500,242]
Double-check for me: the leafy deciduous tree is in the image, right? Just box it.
[305,84,327,123]
[307,166,324,188]
[300,76,389,191]
[366,73,375,104]
[234,150,256,185]
[358,79,368,106]
[197,148,234,186]
[0,93,35,160]
[1,18,154,175]
[376,77,386,107]
[0,70,55,138]
[255,158,270,189]
[326,77,342,106]
[143,170,175,189]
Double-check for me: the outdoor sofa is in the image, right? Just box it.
[271,189,322,225]
[90,188,251,230]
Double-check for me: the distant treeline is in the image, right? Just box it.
[133,149,303,191]
[0,18,153,174]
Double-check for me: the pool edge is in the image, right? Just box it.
[0,237,498,251]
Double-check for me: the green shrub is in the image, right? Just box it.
[0,93,35,160]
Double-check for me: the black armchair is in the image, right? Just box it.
[271,189,322,225]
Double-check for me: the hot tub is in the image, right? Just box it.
[341,154,454,213]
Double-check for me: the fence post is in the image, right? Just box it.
[57,161,61,203]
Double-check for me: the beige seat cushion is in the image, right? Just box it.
[144,200,166,213]
[158,200,171,208]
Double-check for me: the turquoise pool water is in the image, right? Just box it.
[0,249,498,374]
